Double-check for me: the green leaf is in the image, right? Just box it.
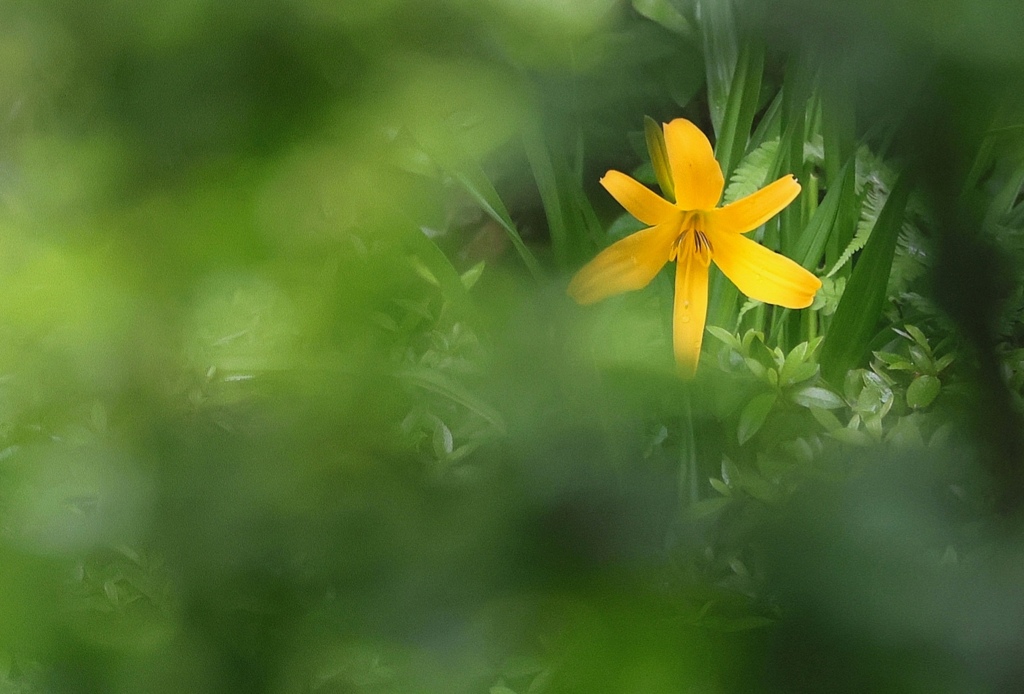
[397,367,507,434]
[792,158,855,271]
[830,428,874,446]
[698,0,738,138]
[522,120,569,271]
[791,386,845,410]
[709,477,732,496]
[644,115,675,202]
[724,138,778,204]
[934,353,955,373]
[715,40,765,180]
[779,341,809,381]
[691,497,732,518]
[409,255,439,286]
[907,345,932,372]
[738,391,777,444]
[873,351,915,371]
[781,361,818,387]
[460,260,485,290]
[809,406,843,431]
[820,176,911,385]
[404,228,482,325]
[706,325,741,350]
[632,0,694,36]
[903,324,931,352]
[432,420,454,458]
[906,374,941,409]
[452,163,544,280]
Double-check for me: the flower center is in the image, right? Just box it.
[669,212,713,266]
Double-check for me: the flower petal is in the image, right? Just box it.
[567,221,679,305]
[710,231,822,308]
[704,175,802,235]
[673,243,710,378]
[663,118,724,211]
[600,170,678,225]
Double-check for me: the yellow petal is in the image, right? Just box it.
[673,243,710,378]
[600,170,678,225]
[704,175,802,235]
[567,221,679,305]
[663,118,724,211]
[710,231,822,308]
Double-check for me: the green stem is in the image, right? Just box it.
[679,390,699,510]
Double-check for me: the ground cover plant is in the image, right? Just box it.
[2,0,1024,692]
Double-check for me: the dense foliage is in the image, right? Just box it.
[2,0,1024,692]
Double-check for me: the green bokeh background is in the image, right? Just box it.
[2,1,1024,692]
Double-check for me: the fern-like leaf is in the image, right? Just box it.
[723,138,779,204]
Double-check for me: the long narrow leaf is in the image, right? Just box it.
[698,0,738,137]
[715,40,765,181]
[766,158,855,341]
[453,163,545,281]
[792,158,855,270]
[820,175,911,385]
[523,121,571,272]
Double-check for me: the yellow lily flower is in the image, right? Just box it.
[568,118,822,377]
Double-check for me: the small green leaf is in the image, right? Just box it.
[809,406,843,431]
[779,342,814,384]
[707,325,741,350]
[744,357,767,380]
[432,420,454,458]
[791,386,845,410]
[410,255,440,286]
[460,260,485,290]
[830,428,874,446]
[691,497,732,519]
[909,345,933,372]
[721,457,740,486]
[781,362,818,386]
[741,329,765,355]
[904,324,931,353]
[885,415,926,449]
[906,374,941,409]
[709,477,732,496]
[934,353,955,373]
[874,351,915,371]
[738,392,777,444]
[632,0,695,37]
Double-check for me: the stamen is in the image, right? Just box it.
[693,230,713,267]
[668,213,714,265]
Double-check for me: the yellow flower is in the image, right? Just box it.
[568,118,822,377]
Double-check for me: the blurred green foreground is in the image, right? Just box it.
[3,0,1024,692]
